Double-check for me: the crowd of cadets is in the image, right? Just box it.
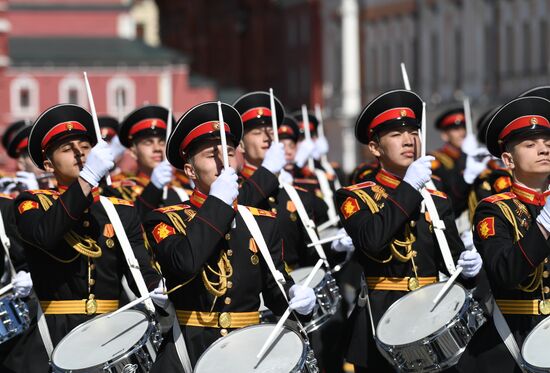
[0,83,550,373]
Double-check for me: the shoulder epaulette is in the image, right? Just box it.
[481,192,515,204]
[28,189,59,196]
[426,188,448,199]
[108,197,134,206]
[343,181,375,191]
[245,206,276,218]
[431,151,454,169]
[155,204,190,213]
[0,193,13,200]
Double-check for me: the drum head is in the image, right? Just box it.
[522,316,550,368]
[377,282,466,346]
[52,309,149,370]
[290,267,326,288]
[194,324,305,373]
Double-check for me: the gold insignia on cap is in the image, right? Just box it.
[531,117,538,125]
[258,108,264,117]
[66,123,73,131]
[400,110,407,117]
[151,119,157,129]
[212,122,220,130]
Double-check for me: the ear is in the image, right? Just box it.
[368,139,382,158]
[43,158,55,173]
[441,131,449,143]
[183,161,197,181]
[239,139,246,154]
[501,151,514,170]
[129,144,138,160]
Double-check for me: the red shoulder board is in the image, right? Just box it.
[28,189,59,196]
[0,193,13,200]
[155,204,190,213]
[294,178,319,185]
[493,176,512,193]
[107,197,134,206]
[481,192,515,204]
[152,222,176,244]
[18,200,39,214]
[246,206,276,218]
[293,186,308,193]
[343,181,375,191]
[340,196,360,219]
[426,188,447,199]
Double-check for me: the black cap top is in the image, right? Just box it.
[485,96,550,157]
[233,91,285,131]
[518,86,550,101]
[6,125,32,159]
[98,116,119,141]
[476,106,499,145]
[434,107,466,131]
[167,102,243,170]
[2,120,29,150]
[355,89,423,144]
[278,116,300,143]
[291,111,319,138]
[29,104,96,169]
[119,105,174,148]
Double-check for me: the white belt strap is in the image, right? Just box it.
[36,301,55,358]
[172,187,190,202]
[280,182,329,266]
[419,181,457,275]
[314,169,338,224]
[492,300,527,372]
[169,303,193,373]
[0,209,16,278]
[99,197,155,313]
[320,158,341,190]
[237,205,288,301]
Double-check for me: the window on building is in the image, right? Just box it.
[19,89,30,109]
[287,16,297,47]
[541,20,547,73]
[136,23,145,41]
[10,76,39,117]
[523,22,531,74]
[107,77,135,117]
[455,29,462,90]
[431,33,439,92]
[382,44,390,90]
[300,12,310,45]
[506,24,515,75]
[68,88,79,105]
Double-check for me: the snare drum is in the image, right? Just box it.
[376,282,485,372]
[290,266,342,333]
[0,294,30,344]
[522,316,550,372]
[194,324,319,373]
[51,309,162,373]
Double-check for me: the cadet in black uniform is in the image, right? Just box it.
[14,104,164,371]
[144,101,316,371]
[335,90,482,372]
[472,96,550,372]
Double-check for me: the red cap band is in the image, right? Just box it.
[241,107,272,123]
[499,115,550,140]
[16,138,28,153]
[129,118,167,137]
[298,122,315,132]
[440,113,465,128]
[181,121,231,152]
[278,125,295,136]
[41,121,87,148]
[370,107,416,133]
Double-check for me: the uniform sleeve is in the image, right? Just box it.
[135,183,163,220]
[238,166,279,206]
[336,182,423,258]
[473,201,550,289]
[15,181,92,250]
[144,196,235,280]
[434,196,466,275]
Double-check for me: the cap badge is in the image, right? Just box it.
[400,110,407,117]
[151,119,157,129]
[212,122,220,130]
[531,117,539,125]
[66,123,73,131]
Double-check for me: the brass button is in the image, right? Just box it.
[268,196,276,203]
[218,312,232,328]
[224,297,231,305]
[271,208,277,214]
[412,250,417,257]
[90,264,96,270]
[220,328,228,336]
[225,233,231,241]
[227,249,233,257]
[83,220,90,228]
[544,286,550,294]
[544,271,549,279]
[410,220,416,227]
[227,281,233,289]
[545,258,549,264]
[89,279,95,286]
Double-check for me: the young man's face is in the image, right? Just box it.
[241,125,273,166]
[368,127,420,175]
[183,140,238,194]
[502,135,550,177]
[43,138,92,185]
[281,138,297,164]
[441,126,466,149]
[131,135,165,173]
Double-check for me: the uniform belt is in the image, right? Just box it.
[496,299,550,315]
[176,310,260,329]
[39,300,119,315]
[366,276,438,291]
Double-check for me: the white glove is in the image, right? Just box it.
[109,135,127,160]
[311,136,329,160]
[536,202,550,233]
[79,140,115,187]
[461,134,479,156]
[151,159,173,189]
[403,156,435,190]
[295,139,315,168]
[209,167,239,206]
[261,142,286,174]
[279,169,294,185]
[458,248,483,278]
[15,171,39,190]
[331,227,355,253]
[460,230,474,250]
[288,284,316,315]
[463,148,490,184]
[13,270,32,298]
[150,280,169,309]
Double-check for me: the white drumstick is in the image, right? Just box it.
[269,88,279,143]
[255,259,323,363]
[430,266,463,312]
[317,216,341,232]
[421,101,427,158]
[301,104,315,171]
[401,62,411,91]
[162,107,173,201]
[463,96,473,136]
[307,233,347,248]
[107,292,151,318]
[218,101,229,170]
[0,283,13,297]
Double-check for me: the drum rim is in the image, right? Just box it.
[375,281,469,346]
[51,309,153,371]
[193,323,308,373]
[0,295,30,343]
[289,266,327,288]
[521,316,550,369]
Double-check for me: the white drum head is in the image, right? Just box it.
[52,309,149,370]
[377,282,466,346]
[290,267,326,288]
[522,316,550,368]
[194,324,305,373]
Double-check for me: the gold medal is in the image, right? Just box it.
[408,277,420,291]
[86,298,97,315]
[251,254,259,265]
[539,299,550,315]
[290,212,297,222]
[106,238,115,248]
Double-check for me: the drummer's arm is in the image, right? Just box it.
[335,184,422,257]
[473,201,550,289]
[143,196,235,280]
[237,167,279,206]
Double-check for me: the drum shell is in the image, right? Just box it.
[521,317,550,373]
[376,287,486,373]
[303,271,342,333]
[0,294,30,344]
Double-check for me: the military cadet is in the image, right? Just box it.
[335,90,482,372]
[472,96,550,372]
[349,160,379,185]
[116,105,188,218]
[144,101,316,370]
[14,104,165,370]
[97,115,127,182]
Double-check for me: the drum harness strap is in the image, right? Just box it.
[172,186,190,202]
[492,301,527,372]
[314,169,339,226]
[280,182,329,267]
